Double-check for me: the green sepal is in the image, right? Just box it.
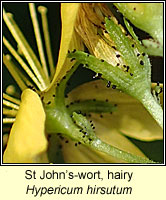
[67,100,117,115]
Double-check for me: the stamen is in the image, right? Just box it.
[29,3,49,81]
[38,6,55,79]
[3,99,19,110]
[3,8,48,90]
[3,108,18,117]
[3,118,16,124]
[3,93,20,105]
[3,37,43,91]
[3,54,27,91]
[3,134,9,148]
[6,85,19,97]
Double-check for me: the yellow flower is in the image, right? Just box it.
[3,3,163,163]
[3,3,83,163]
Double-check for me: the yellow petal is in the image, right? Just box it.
[46,3,83,93]
[67,80,162,142]
[3,89,48,163]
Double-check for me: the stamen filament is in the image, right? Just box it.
[3,37,44,91]
[38,6,55,79]
[3,8,48,90]
[3,99,19,110]
[3,108,18,117]
[3,118,16,124]
[3,54,27,91]
[3,93,20,105]
[29,3,49,81]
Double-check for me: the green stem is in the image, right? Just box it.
[91,138,156,163]
[45,107,156,163]
[140,91,163,129]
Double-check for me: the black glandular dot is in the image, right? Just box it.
[112,85,116,89]
[125,66,130,72]
[137,53,140,57]
[140,60,144,65]
[116,54,120,58]
[47,101,51,105]
[107,81,111,88]
[130,73,133,76]
[112,46,116,50]
[142,53,146,56]
[75,143,78,147]
[70,58,76,62]
[60,136,64,140]
[72,49,76,53]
